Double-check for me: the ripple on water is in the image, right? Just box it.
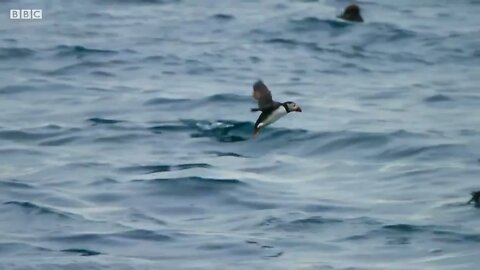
[0,242,52,256]
[120,163,212,174]
[148,119,315,146]
[144,97,191,106]
[306,131,391,154]
[186,120,252,142]
[0,130,62,142]
[131,176,247,197]
[211,14,235,21]
[61,248,102,256]
[257,215,344,232]
[3,201,78,220]
[100,0,181,4]
[204,151,245,157]
[376,143,464,160]
[0,85,37,95]
[49,229,173,243]
[0,180,35,189]
[0,47,35,59]
[367,23,419,43]
[53,45,117,58]
[88,117,124,125]
[424,94,452,103]
[340,222,480,246]
[289,17,352,31]
[46,61,112,76]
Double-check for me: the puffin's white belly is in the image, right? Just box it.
[257,106,287,128]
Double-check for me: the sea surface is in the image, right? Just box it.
[1,0,480,269]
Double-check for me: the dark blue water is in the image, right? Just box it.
[1,0,480,269]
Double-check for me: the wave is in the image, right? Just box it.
[46,61,109,76]
[0,125,77,145]
[341,222,480,245]
[301,202,364,213]
[186,120,252,143]
[61,248,102,256]
[0,242,52,255]
[88,117,124,125]
[119,229,173,241]
[221,195,280,210]
[141,119,461,162]
[145,119,432,157]
[203,93,249,103]
[0,47,35,59]
[290,216,343,225]
[100,0,181,4]
[424,94,452,103]
[382,223,431,233]
[131,177,247,197]
[314,131,390,153]
[0,129,65,142]
[53,45,117,58]
[376,143,464,160]
[204,151,245,157]
[0,85,37,95]
[0,180,35,189]
[148,123,191,134]
[257,215,344,232]
[144,94,250,107]
[39,136,80,146]
[94,134,150,143]
[49,229,173,243]
[3,201,78,220]
[121,163,212,174]
[132,176,245,186]
[144,97,191,106]
[264,38,370,60]
[87,177,120,186]
[265,37,320,49]
[265,38,308,46]
[0,148,45,156]
[90,70,116,77]
[211,14,235,21]
[289,17,352,31]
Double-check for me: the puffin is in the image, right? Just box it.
[250,80,302,138]
[338,4,364,23]
[467,190,480,205]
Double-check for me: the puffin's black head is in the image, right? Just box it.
[468,190,480,205]
[283,101,302,113]
[338,4,364,22]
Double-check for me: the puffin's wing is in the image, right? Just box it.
[252,80,273,109]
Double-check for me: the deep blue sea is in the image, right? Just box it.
[1,0,480,269]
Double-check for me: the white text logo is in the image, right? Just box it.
[10,9,43,20]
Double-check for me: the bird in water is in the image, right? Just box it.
[250,80,302,138]
[338,4,364,23]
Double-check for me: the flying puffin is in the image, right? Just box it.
[250,80,302,138]
[467,190,480,206]
[338,4,364,23]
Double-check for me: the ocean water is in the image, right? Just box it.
[1,0,480,269]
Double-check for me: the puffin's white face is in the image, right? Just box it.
[285,101,302,112]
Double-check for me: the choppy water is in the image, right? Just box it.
[1,0,480,269]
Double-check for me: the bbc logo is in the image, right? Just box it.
[10,9,43,20]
